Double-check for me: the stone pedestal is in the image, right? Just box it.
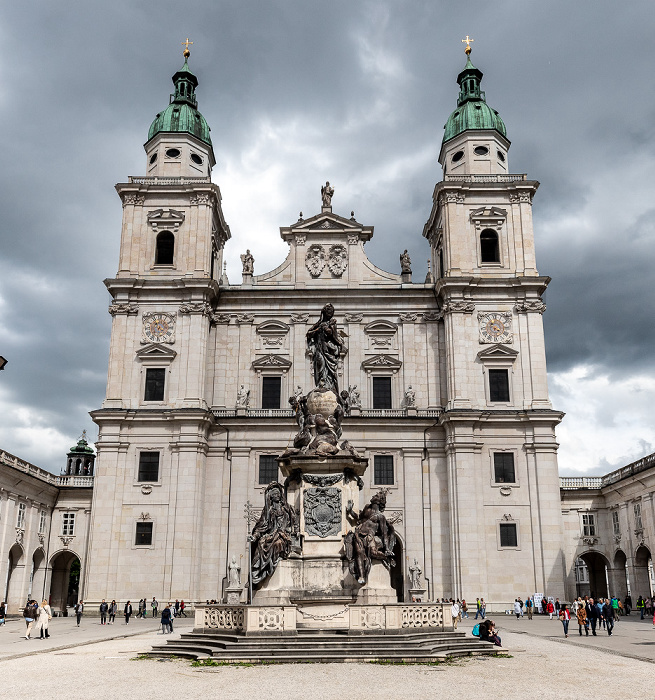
[408,587,427,603]
[225,586,243,605]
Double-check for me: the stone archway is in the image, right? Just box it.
[4,544,26,612]
[577,550,610,599]
[633,545,653,599]
[30,548,47,602]
[609,549,629,601]
[49,551,81,614]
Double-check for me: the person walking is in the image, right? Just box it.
[74,600,84,627]
[602,600,614,636]
[637,596,645,619]
[625,594,632,615]
[180,600,187,617]
[151,597,158,618]
[174,599,180,618]
[547,600,555,620]
[474,598,481,620]
[559,604,571,637]
[514,599,522,619]
[576,601,588,636]
[587,598,599,636]
[124,600,133,625]
[99,599,108,625]
[461,599,468,618]
[35,600,52,639]
[160,604,172,634]
[0,601,6,626]
[480,599,486,619]
[109,600,117,624]
[167,604,174,633]
[611,595,619,621]
[23,600,37,639]
[137,599,144,619]
[451,600,460,629]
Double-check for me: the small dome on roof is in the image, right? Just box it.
[68,431,95,456]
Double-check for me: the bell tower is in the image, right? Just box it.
[423,42,565,601]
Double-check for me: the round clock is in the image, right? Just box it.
[144,313,174,343]
[485,317,505,340]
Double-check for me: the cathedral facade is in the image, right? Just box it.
[85,49,566,607]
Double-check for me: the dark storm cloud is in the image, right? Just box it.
[1,1,654,472]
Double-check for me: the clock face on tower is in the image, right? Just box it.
[142,312,175,344]
[478,311,512,344]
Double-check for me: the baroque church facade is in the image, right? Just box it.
[80,48,566,607]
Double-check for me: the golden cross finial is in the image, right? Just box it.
[182,37,193,58]
[462,35,474,55]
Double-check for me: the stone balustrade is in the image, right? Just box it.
[0,449,94,488]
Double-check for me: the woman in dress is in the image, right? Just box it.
[35,600,52,639]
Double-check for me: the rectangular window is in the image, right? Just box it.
[612,510,620,536]
[372,377,392,409]
[634,502,643,530]
[488,369,510,402]
[493,452,515,483]
[258,455,278,485]
[499,522,518,547]
[374,455,394,485]
[138,452,160,482]
[62,512,75,536]
[582,513,596,537]
[144,368,166,402]
[135,521,153,546]
[16,502,26,529]
[261,376,281,409]
[39,510,47,534]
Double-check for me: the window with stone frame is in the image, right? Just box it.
[499,522,518,547]
[493,452,515,483]
[138,452,160,482]
[135,521,153,546]
[261,376,282,409]
[373,455,394,485]
[155,231,175,265]
[144,368,166,402]
[16,502,26,529]
[612,510,620,536]
[480,229,500,263]
[582,513,596,537]
[372,376,392,409]
[39,510,47,534]
[258,455,278,485]
[488,369,510,402]
[62,512,75,536]
[634,502,643,530]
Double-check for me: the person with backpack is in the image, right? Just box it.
[23,600,37,639]
[74,600,84,627]
[461,599,468,618]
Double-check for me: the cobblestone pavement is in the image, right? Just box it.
[0,615,653,700]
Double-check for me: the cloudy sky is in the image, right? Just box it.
[1,1,653,476]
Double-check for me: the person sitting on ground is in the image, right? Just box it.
[479,619,502,647]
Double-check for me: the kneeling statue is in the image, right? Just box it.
[343,491,396,584]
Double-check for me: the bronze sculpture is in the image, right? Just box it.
[343,491,396,584]
[249,482,297,585]
[306,303,344,394]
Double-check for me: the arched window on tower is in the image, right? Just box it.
[155,231,175,265]
[480,229,500,264]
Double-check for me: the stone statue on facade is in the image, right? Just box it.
[249,482,297,585]
[409,558,422,589]
[306,303,344,395]
[240,249,254,275]
[343,491,396,584]
[228,555,241,587]
[404,385,416,408]
[400,249,412,274]
[321,181,334,208]
[236,384,250,408]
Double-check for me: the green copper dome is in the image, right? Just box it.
[68,433,94,455]
[147,59,212,146]
[443,56,507,144]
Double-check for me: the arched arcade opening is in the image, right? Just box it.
[49,551,81,613]
[633,545,653,599]
[576,550,610,599]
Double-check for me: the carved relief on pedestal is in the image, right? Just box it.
[303,487,342,538]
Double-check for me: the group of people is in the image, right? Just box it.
[21,600,52,639]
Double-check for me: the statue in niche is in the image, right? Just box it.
[306,303,344,395]
[228,555,241,587]
[236,385,250,408]
[321,181,334,207]
[240,249,254,275]
[400,249,412,274]
[343,491,396,585]
[249,482,297,585]
[404,385,416,408]
[409,558,423,589]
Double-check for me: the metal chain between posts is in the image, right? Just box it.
[298,606,350,621]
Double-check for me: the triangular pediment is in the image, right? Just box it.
[280,210,374,243]
[252,354,293,370]
[136,343,178,361]
[477,344,518,360]
[361,354,403,370]
[147,208,185,224]
[469,206,507,221]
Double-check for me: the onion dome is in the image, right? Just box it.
[69,431,95,456]
[443,54,507,144]
[147,57,212,146]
